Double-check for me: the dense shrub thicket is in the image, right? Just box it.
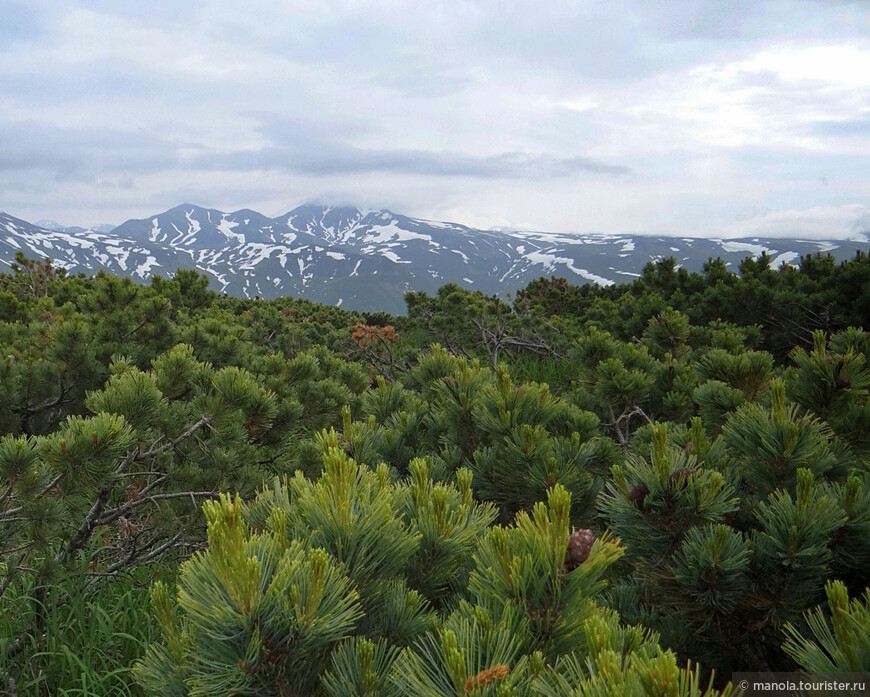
[1,249,869,696]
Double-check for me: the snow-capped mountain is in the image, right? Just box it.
[35,219,116,234]
[2,205,867,314]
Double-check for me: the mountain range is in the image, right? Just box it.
[2,204,868,314]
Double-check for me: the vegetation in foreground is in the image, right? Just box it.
[1,249,869,695]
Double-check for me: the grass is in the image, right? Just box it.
[507,355,571,391]
[0,567,168,697]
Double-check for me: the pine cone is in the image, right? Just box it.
[669,467,697,485]
[336,432,352,453]
[628,483,649,506]
[565,529,596,572]
[836,378,852,390]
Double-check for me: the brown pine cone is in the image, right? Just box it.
[565,529,596,572]
[628,483,649,506]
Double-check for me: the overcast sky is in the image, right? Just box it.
[2,0,869,237]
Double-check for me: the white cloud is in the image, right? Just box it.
[708,204,870,239]
[0,0,868,237]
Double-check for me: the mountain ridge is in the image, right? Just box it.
[1,204,868,314]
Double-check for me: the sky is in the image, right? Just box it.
[1,0,869,238]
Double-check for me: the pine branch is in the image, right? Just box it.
[55,486,113,565]
[134,475,168,498]
[502,334,561,358]
[0,473,65,520]
[135,415,212,461]
[362,349,409,378]
[118,300,170,342]
[91,416,212,527]
[0,542,37,557]
[87,533,182,579]
[605,405,650,450]
[98,490,218,526]
[441,336,472,359]
[116,471,166,478]
[14,378,78,418]
[52,443,143,565]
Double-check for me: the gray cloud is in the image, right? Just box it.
[187,113,631,179]
[0,120,184,180]
[197,144,631,179]
[0,113,630,184]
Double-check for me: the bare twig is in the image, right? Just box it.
[0,483,14,507]
[55,488,112,565]
[99,489,217,526]
[87,533,182,579]
[135,415,212,461]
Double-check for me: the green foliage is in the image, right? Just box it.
[3,253,870,695]
[642,308,691,360]
[783,580,870,673]
[721,379,851,499]
[696,348,773,400]
[0,251,66,298]
[135,461,734,696]
[599,400,870,675]
[788,330,870,455]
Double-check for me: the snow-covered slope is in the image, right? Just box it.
[1,211,194,279]
[2,205,867,314]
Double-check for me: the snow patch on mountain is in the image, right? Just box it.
[361,220,434,246]
[381,250,412,264]
[183,210,201,245]
[716,240,769,256]
[771,251,800,268]
[217,216,245,245]
[107,246,129,271]
[524,251,614,286]
[135,256,159,277]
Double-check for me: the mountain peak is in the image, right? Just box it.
[35,219,65,231]
[3,204,866,316]
[169,203,212,212]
